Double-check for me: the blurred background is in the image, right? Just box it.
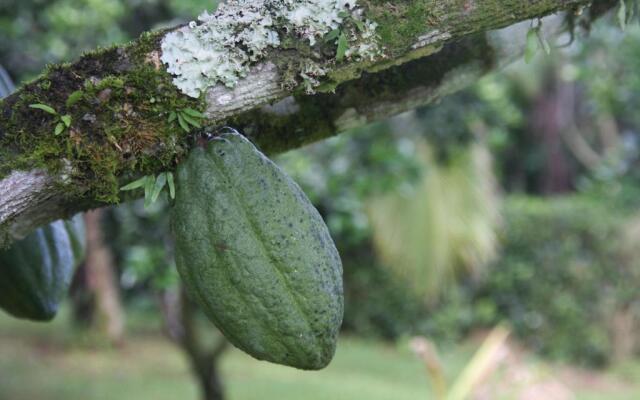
[1,1,640,399]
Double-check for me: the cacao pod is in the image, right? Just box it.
[0,216,85,321]
[64,214,86,265]
[172,131,344,370]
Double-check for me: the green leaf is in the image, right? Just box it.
[177,113,190,132]
[151,173,167,203]
[30,103,57,115]
[354,19,365,32]
[324,29,340,42]
[182,108,205,119]
[66,91,84,108]
[120,176,148,191]
[338,11,349,18]
[60,115,72,128]
[168,111,177,123]
[167,172,175,200]
[619,0,628,31]
[536,30,551,55]
[181,112,202,128]
[336,32,349,62]
[144,176,154,209]
[524,28,539,64]
[54,122,65,136]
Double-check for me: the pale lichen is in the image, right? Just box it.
[281,0,354,45]
[160,0,381,98]
[344,17,380,61]
[298,60,327,94]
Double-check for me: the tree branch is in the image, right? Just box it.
[0,0,613,246]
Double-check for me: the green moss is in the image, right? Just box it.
[228,93,336,155]
[265,0,445,93]
[39,80,52,91]
[363,0,439,58]
[0,31,204,204]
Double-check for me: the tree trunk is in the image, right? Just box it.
[84,208,126,345]
[68,261,96,328]
[161,288,228,400]
[609,306,638,364]
[530,67,575,194]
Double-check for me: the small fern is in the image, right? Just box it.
[168,108,206,133]
[120,172,176,209]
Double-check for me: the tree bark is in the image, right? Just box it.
[0,1,616,247]
[68,261,97,328]
[161,288,229,400]
[531,67,575,194]
[84,208,126,345]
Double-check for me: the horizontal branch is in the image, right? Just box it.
[0,0,613,246]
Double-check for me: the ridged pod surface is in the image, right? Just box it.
[0,217,84,321]
[64,214,86,264]
[172,131,344,370]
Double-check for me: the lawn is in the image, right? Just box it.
[0,311,638,400]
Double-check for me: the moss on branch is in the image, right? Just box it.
[0,31,204,203]
[0,0,598,206]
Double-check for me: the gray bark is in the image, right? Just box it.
[84,208,126,344]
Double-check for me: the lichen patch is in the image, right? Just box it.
[160,0,381,98]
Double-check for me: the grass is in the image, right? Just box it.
[0,314,439,400]
[0,311,639,400]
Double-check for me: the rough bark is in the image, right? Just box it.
[161,288,228,400]
[531,67,575,194]
[69,261,97,328]
[84,208,126,345]
[0,0,615,247]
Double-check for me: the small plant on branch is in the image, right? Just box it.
[168,108,206,133]
[120,172,175,209]
[29,103,72,136]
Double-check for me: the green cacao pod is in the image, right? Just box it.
[64,214,86,266]
[172,131,344,370]
[0,217,85,321]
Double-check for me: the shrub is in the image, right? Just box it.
[468,195,639,366]
[340,245,426,340]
